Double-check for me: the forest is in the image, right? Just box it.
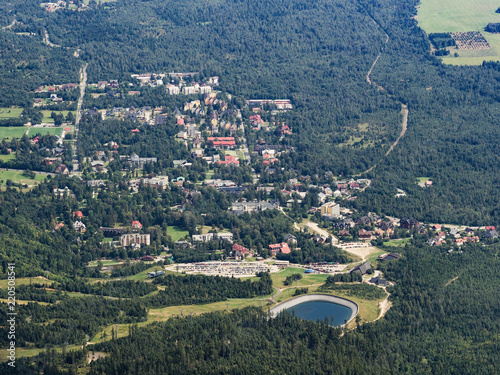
[0,0,500,372]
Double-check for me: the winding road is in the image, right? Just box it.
[356,17,409,176]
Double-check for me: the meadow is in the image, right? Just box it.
[417,0,500,65]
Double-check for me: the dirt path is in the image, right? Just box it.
[356,16,409,177]
[445,275,460,287]
[43,28,60,48]
[375,295,392,321]
[2,19,17,30]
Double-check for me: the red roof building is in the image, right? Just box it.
[72,211,83,218]
[131,128,140,133]
[268,242,291,255]
[217,155,239,165]
[486,226,496,231]
[131,221,143,229]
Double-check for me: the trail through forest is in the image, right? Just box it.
[357,17,408,176]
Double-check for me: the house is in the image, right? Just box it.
[73,221,86,233]
[369,276,389,286]
[120,233,150,247]
[72,211,83,219]
[484,229,499,239]
[131,221,143,229]
[129,153,157,167]
[283,233,297,244]
[400,217,418,229]
[217,155,239,165]
[268,242,291,255]
[338,230,351,237]
[54,223,65,230]
[350,261,371,276]
[232,243,251,259]
[358,229,373,240]
[320,201,341,220]
[231,201,278,215]
[431,224,442,231]
[56,165,69,175]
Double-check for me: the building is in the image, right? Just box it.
[268,242,291,255]
[73,221,86,233]
[400,217,418,229]
[378,252,401,261]
[131,221,143,229]
[199,85,212,94]
[320,201,341,220]
[350,261,371,276]
[141,176,169,190]
[217,155,239,165]
[358,229,373,240]
[166,84,180,95]
[192,232,233,242]
[232,243,251,259]
[120,233,151,247]
[231,201,278,215]
[129,153,157,167]
[182,86,196,95]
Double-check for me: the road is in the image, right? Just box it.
[356,16,409,177]
[72,63,88,172]
[2,19,17,30]
[42,28,60,48]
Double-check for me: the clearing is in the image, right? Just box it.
[417,0,500,65]
[167,225,189,241]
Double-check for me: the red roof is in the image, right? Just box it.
[207,137,235,141]
[486,226,496,231]
[131,128,140,133]
[177,118,185,125]
[232,243,249,253]
[72,211,83,218]
[131,220,142,228]
[268,242,291,254]
[212,140,236,146]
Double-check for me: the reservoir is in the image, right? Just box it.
[269,294,358,327]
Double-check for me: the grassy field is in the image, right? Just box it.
[0,276,51,290]
[0,154,15,162]
[88,260,123,267]
[167,225,189,241]
[417,0,500,65]
[28,127,63,137]
[383,238,412,247]
[267,267,329,288]
[41,110,76,124]
[0,170,47,186]
[0,127,27,140]
[0,107,23,119]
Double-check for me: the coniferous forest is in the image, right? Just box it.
[1,0,500,373]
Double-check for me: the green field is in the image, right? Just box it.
[0,127,27,140]
[41,110,76,123]
[0,170,47,186]
[28,127,63,137]
[383,238,412,247]
[0,107,23,119]
[0,154,15,162]
[167,226,190,241]
[417,0,500,65]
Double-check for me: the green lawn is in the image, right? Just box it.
[416,176,430,183]
[0,107,23,119]
[167,226,190,242]
[41,110,76,123]
[0,154,15,162]
[88,260,123,267]
[417,0,500,65]
[268,267,329,288]
[28,127,63,137]
[383,238,412,247]
[0,127,27,140]
[0,170,47,186]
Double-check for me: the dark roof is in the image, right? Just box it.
[350,261,371,275]
[379,252,401,261]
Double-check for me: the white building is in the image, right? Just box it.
[120,233,151,247]
[192,233,233,242]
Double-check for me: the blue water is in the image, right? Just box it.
[285,301,353,327]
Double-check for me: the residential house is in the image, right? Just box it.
[268,242,291,255]
[232,243,251,259]
[350,261,371,276]
[131,221,143,229]
[73,221,86,233]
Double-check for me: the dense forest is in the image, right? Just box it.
[1,0,500,372]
